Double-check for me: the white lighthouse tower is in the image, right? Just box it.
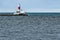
[14,3,28,16]
[14,4,25,15]
[16,4,21,14]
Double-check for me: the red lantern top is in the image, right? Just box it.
[18,4,20,10]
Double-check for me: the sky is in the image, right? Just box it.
[0,0,60,11]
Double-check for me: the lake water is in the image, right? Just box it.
[0,13,60,40]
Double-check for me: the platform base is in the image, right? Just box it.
[0,13,28,16]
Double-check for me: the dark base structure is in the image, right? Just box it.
[0,13,28,16]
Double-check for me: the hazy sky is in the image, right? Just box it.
[0,0,60,11]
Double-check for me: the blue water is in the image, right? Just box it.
[0,13,60,40]
[27,12,60,16]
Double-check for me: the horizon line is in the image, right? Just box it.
[0,9,60,12]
